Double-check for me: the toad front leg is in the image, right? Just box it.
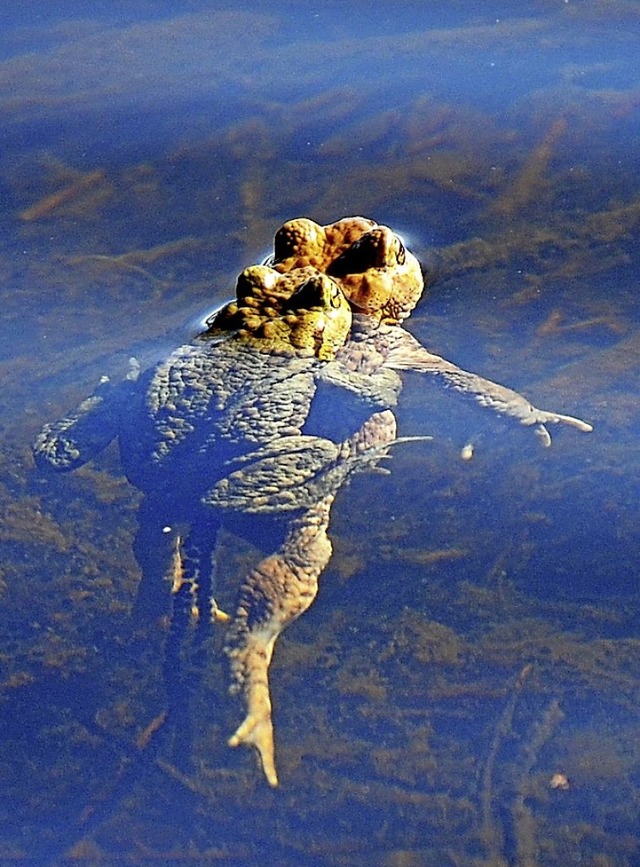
[225,494,333,786]
[380,329,592,444]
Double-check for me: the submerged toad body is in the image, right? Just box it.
[34,217,592,786]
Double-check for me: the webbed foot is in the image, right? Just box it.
[227,626,280,786]
[228,708,278,787]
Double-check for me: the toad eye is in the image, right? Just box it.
[330,286,343,308]
[327,233,381,276]
[395,237,406,265]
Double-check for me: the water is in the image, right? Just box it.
[1,2,639,864]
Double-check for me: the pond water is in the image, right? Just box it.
[1,2,640,864]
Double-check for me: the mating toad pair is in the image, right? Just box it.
[35,217,591,786]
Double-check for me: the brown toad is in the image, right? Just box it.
[34,217,592,787]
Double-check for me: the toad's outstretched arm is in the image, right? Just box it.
[381,330,592,446]
[33,360,141,471]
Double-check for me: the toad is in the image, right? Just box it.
[34,217,592,786]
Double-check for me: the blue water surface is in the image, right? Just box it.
[1,1,639,864]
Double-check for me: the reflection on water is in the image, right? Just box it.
[1,1,639,863]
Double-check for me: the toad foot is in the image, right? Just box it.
[227,629,279,786]
[228,709,278,787]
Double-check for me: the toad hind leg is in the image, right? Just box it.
[225,494,333,786]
